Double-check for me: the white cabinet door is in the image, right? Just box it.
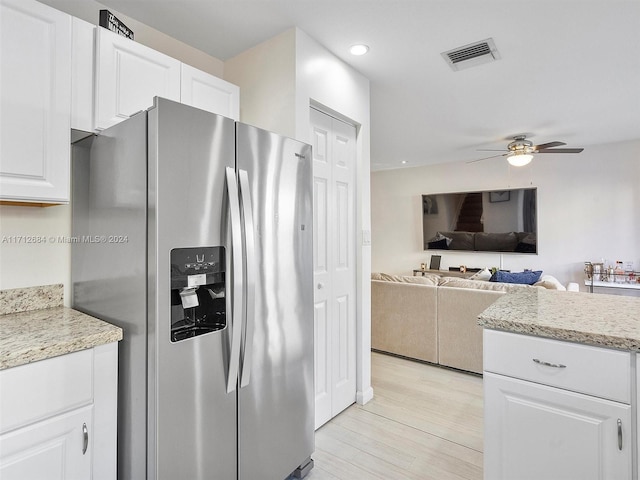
[181,64,239,120]
[484,372,632,480]
[310,107,357,429]
[0,0,71,204]
[95,27,180,129]
[0,406,93,480]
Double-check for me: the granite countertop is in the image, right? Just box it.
[0,284,123,370]
[478,288,640,352]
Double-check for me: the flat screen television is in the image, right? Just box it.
[422,188,537,254]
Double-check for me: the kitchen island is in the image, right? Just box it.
[479,288,640,480]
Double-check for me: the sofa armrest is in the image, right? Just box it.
[437,286,504,373]
[371,280,438,363]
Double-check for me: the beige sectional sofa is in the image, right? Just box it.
[371,272,542,374]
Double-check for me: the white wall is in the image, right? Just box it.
[225,29,296,137]
[0,205,71,301]
[371,139,640,290]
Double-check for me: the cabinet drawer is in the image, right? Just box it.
[484,329,631,403]
[0,349,93,434]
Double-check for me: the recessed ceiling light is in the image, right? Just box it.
[401,160,408,164]
[350,44,369,56]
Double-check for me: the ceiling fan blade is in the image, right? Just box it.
[533,141,566,150]
[466,153,507,164]
[536,148,584,154]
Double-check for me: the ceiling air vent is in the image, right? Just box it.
[441,38,500,71]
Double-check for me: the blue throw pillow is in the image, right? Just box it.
[489,270,542,285]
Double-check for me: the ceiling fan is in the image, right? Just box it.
[469,135,584,166]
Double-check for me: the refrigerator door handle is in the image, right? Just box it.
[238,169,256,388]
[225,167,244,394]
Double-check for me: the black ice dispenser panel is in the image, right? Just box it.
[170,247,226,342]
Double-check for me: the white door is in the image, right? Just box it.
[0,0,71,203]
[0,406,93,480]
[95,27,181,129]
[180,64,239,120]
[310,108,357,429]
[484,372,632,480]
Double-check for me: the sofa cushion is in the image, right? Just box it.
[371,272,441,286]
[438,231,475,250]
[490,270,542,285]
[475,232,518,252]
[427,232,452,246]
[438,276,535,293]
[534,274,567,290]
[468,268,492,281]
[517,232,537,244]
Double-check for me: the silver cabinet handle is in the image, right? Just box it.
[618,419,623,450]
[82,423,88,455]
[238,169,255,389]
[225,167,244,394]
[532,358,566,369]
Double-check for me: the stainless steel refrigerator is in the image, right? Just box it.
[71,97,314,480]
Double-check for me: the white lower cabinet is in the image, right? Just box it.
[0,406,93,480]
[485,372,631,480]
[0,343,118,480]
[484,329,633,480]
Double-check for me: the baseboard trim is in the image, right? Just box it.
[356,387,374,405]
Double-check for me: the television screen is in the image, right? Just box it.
[422,188,537,254]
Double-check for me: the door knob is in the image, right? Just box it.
[317,283,324,289]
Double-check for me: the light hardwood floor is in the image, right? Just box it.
[307,352,484,480]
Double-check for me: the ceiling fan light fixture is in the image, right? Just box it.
[507,152,533,167]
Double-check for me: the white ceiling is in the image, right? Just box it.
[96,0,640,170]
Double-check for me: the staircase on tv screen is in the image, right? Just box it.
[455,192,483,232]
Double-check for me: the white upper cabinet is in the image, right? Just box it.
[95,27,181,130]
[71,17,95,132]
[0,0,71,204]
[180,64,239,120]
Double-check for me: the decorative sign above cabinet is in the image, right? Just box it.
[99,10,134,39]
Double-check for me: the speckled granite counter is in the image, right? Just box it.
[478,288,640,352]
[0,284,123,370]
